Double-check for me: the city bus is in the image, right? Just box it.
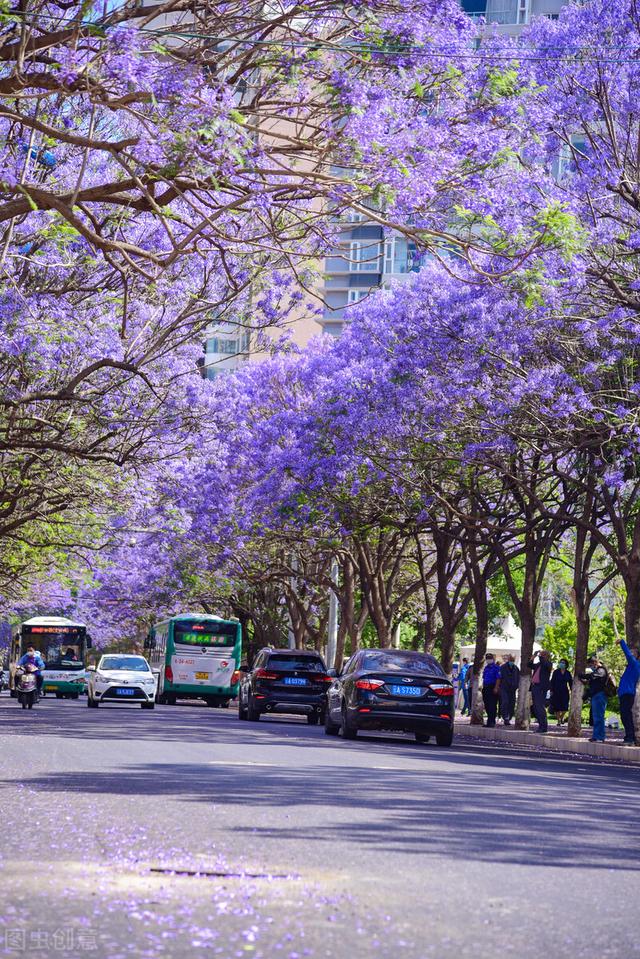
[10,616,92,699]
[146,613,242,707]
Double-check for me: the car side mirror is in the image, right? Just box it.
[327,667,338,678]
[240,662,248,672]
[86,665,96,672]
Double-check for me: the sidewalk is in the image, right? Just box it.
[454,715,640,763]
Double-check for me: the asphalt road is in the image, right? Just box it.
[1,696,638,959]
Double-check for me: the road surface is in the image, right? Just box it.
[1,696,638,959]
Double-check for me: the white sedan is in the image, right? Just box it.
[87,654,156,709]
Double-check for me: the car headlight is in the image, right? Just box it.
[96,673,111,683]
[144,678,155,685]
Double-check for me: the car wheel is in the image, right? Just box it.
[340,706,358,740]
[324,708,340,736]
[307,712,319,725]
[238,696,248,721]
[56,692,63,699]
[247,696,261,722]
[415,733,431,744]
[435,728,454,748]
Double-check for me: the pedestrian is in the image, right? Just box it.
[549,658,572,726]
[482,653,501,728]
[458,657,470,715]
[528,649,552,733]
[580,655,610,743]
[617,639,640,745]
[499,654,520,725]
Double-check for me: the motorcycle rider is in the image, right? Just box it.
[18,646,45,697]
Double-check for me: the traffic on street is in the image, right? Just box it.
[1,690,637,959]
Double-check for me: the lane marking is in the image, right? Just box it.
[206,761,418,771]
[207,761,278,767]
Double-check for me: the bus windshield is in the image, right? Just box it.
[173,622,237,648]
[44,643,83,668]
[23,629,85,669]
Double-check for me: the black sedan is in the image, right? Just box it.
[325,648,454,747]
[238,648,331,724]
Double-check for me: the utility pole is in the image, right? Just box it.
[288,554,298,649]
[326,558,339,668]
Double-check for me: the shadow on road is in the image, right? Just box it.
[2,699,638,873]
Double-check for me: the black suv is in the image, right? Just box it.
[238,649,331,724]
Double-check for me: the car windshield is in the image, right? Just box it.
[266,656,325,672]
[361,651,445,676]
[100,656,150,672]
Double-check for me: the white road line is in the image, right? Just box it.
[206,760,417,771]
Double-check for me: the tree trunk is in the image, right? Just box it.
[470,671,483,725]
[567,600,590,738]
[515,609,536,729]
[357,545,394,647]
[334,621,347,672]
[469,586,489,726]
[624,564,640,651]
[440,625,456,677]
[424,610,438,653]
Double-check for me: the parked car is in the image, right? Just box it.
[86,654,156,709]
[238,648,331,724]
[325,648,454,747]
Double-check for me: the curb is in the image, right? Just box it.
[454,722,640,763]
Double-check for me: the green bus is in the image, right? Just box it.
[146,613,242,707]
[10,616,92,699]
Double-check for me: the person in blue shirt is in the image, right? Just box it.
[618,639,640,744]
[458,658,471,715]
[482,654,501,728]
[18,646,45,695]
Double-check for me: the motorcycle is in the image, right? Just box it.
[15,664,39,709]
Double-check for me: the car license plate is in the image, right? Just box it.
[116,688,135,696]
[195,672,209,680]
[389,685,422,697]
[284,677,307,686]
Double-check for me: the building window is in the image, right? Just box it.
[384,236,420,275]
[553,134,589,182]
[349,240,380,272]
[485,0,529,24]
[347,289,368,304]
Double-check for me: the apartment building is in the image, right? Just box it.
[314,0,568,339]
[202,0,568,371]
